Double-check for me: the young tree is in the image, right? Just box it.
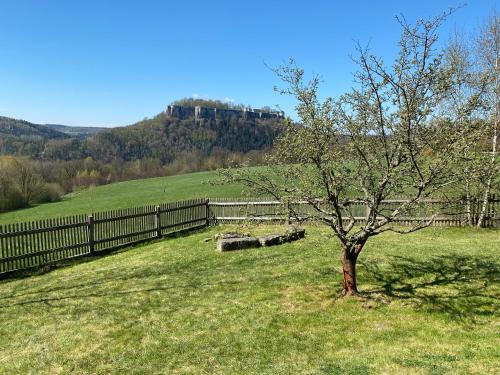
[476,12,500,227]
[443,31,484,226]
[0,156,44,209]
[220,11,470,295]
[442,11,500,227]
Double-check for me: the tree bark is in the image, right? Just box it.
[463,153,474,227]
[341,252,358,295]
[341,241,365,296]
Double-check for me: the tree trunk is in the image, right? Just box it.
[341,251,358,295]
[341,240,366,296]
[477,125,498,228]
[463,154,474,227]
[465,191,473,227]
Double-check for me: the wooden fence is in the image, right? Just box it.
[0,199,208,275]
[0,196,498,275]
[208,196,500,228]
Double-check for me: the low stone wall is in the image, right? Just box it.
[215,227,305,252]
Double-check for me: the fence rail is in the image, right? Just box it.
[0,196,498,275]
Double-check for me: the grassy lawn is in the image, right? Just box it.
[0,225,498,374]
[0,171,244,224]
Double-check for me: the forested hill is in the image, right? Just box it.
[0,116,68,138]
[0,116,69,157]
[87,110,284,163]
[0,101,285,162]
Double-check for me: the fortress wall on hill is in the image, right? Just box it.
[165,105,284,121]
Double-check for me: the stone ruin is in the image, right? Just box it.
[215,226,305,251]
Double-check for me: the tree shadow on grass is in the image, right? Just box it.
[0,249,287,302]
[359,254,500,323]
[0,272,298,311]
[0,282,206,309]
[0,253,300,310]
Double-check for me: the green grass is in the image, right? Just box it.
[0,225,498,374]
[0,171,244,224]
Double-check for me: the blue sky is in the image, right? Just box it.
[0,0,497,127]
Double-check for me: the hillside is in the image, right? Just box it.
[0,170,245,224]
[0,116,70,157]
[86,105,284,163]
[0,116,70,139]
[0,100,285,163]
[0,116,106,158]
[0,101,284,215]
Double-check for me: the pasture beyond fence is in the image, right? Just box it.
[1,196,498,274]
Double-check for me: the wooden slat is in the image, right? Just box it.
[159,201,206,213]
[0,241,89,263]
[160,217,207,230]
[94,227,156,245]
[0,221,87,239]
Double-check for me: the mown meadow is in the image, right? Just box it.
[0,171,244,224]
[0,224,498,374]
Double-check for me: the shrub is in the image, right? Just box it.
[36,183,63,203]
[0,188,28,211]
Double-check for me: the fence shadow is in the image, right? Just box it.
[359,254,500,323]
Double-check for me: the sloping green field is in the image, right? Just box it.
[0,225,498,374]
[0,171,244,224]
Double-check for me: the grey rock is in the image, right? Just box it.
[258,234,285,247]
[217,237,261,251]
[285,226,306,241]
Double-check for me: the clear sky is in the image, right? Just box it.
[0,0,497,127]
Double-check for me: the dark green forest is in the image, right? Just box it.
[1,101,284,163]
[83,112,283,163]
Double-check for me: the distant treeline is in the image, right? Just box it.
[0,149,269,212]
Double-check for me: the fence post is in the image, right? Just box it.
[155,205,161,238]
[205,199,210,227]
[87,215,95,255]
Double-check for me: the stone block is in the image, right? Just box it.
[258,234,285,247]
[285,226,306,240]
[217,237,261,251]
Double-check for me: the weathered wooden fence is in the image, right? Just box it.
[1,196,498,275]
[208,196,500,228]
[0,199,208,274]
